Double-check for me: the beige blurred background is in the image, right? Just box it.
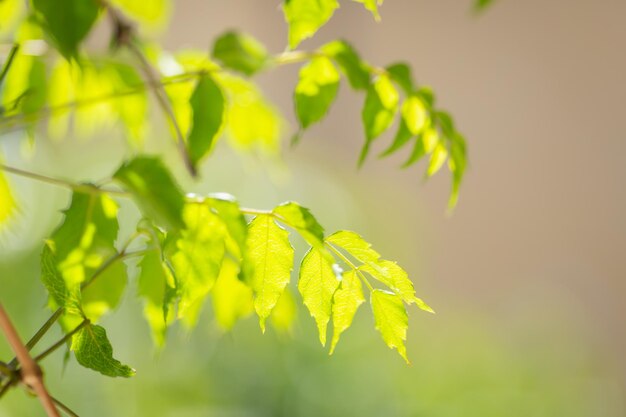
[1,0,625,415]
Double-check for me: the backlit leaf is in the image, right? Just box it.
[321,40,370,90]
[138,247,175,346]
[402,95,428,135]
[245,214,294,332]
[353,0,384,20]
[326,230,380,264]
[0,170,16,229]
[32,0,101,58]
[371,289,409,362]
[360,74,399,164]
[187,75,225,167]
[212,31,269,76]
[40,243,81,316]
[299,248,341,345]
[283,0,339,49]
[113,156,185,230]
[380,117,412,157]
[205,193,248,257]
[72,323,135,377]
[294,56,340,129]
[211,258,254,330]
[81,260,127,322]
[169,202,227,327]
[427,142,448,177]
[0,0,23,35]
[273,201,325,249]
[329,270,364,353]
[386,62,413,94]
[109,0,171,31]
[270,288,297,333]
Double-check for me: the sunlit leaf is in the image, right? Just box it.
[211,257,254,330]
[299,248,341,345]
[329,270,364,353]
[360,74,399,164]
[380,117,412,157]
[220,74,283,154]
[321,40,370,90]
[270,288,297,333]
[31,0,101,58]
[0,169,16,229]
[187,75,225,167]
[113,156,185,230]
[71,323,135,377]
[82,260,127,322]
[283,0,339,49]
[109,0,171,31]
[402,96,428,135]
[138,246,175,346]
[108,63,148,146]
[245,214,294,332]
[40,243,82,316]
[294,56,340,129]
[273,201,325,249]
[352,0,384,20]
[371,289,409,362]
[427,142,448,177]
[169,202,227,327]
[205,193,248,257]
[326,230,380,264]
[212,31,269,76]
[0,0,23,35]
[448,133,467,210]
[386,62,413,94]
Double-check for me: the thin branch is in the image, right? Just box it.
[0,44,19,86]
[0,303,61,417]
[51,396,81,417]
[0,164,129,198]
[34,320,89,363]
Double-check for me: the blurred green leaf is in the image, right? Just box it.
[474,0,495,12]
[371,289,409,362]
[113,156,185,230]
[187,75,225,167]
[402,95,428,135]
[0,0,23,35]
[81,260,127,322]
[353,0,384,20]
[269,288,297,333]
[427,142,448,177]
[245,214,294,332]
[212,31,269,76]
[211,257,254,331]
[205,194,248,257]
[322,40,370,90]
[381,118,412,157]
[329,270,364,353]
[0,169,16,229]
[40,243,81,315]
[31,0,101,58]
[109,0,171,31]
[299,248,341,346]
[283,0,339,49]
[72,323,135,377]
[294,56,340,129]
[169,202,227,327]
[386,62,413,94]
[360,74,399,164]
[138,246,175,346]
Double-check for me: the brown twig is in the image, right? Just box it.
[0,303,61,417]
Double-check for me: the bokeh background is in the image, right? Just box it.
[1,0,625,415]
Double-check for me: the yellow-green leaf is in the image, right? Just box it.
[283,0,339,49]
[270,288,297,333]
[360,74,399,164]
[353,0,384,20]
[402,96,428,136]
[371,289,409,362]
[187,75,225,167]
[212,31,269,76]
[294,56,340,129]
[298,248,341,345]
[0,170,16,229]
[211,258,254,331]
[329,270,364,353]
[273,201,325,250]
[321,40,370,91]
[427,142,448,177]
[245,214,294,332]
[326,230,380,264]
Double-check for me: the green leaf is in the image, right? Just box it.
[71,323,135,378]
[212,31,269,76]
[138,246,175,346]
[211,258,254,330]
[40,243,81,316]
[380,117,412,157]
[326,230,380,264]
[205,193,248,257]
[81,260,127,322]
[360,74,399,165]
[448,133,467,210]
[386,62,413,94]
[0,169,16,229]
[113,156,185,230]
[329,270,364,353]
[321,40,370,90]
[360,260,432,312]
[298,248,341,345]
[294,56,340,129]
[0,0,23,36]
[49,191,119,288]
[270,288,297,333]
[169,202,227,327]
[245,214,294,332]
[32,0,101,58]
[474,0,495,12]
[283,0,339,49]
[371,289,409,363]
[352,0,384,20]
[273,202,325,249]
[109,0,171,31]
[427,142,448,177]
[402,96,428,135]
[402,133,426,168]
[187,75,225,167]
